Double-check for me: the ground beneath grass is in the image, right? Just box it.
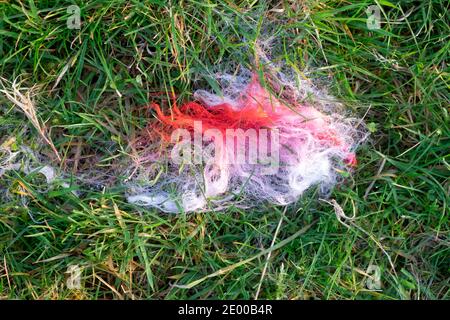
[0,1,448,299]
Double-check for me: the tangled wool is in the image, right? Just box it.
[127,73,365,213]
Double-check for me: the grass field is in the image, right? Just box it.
[0,0,449,299]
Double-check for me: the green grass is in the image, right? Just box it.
[0,0,449,299]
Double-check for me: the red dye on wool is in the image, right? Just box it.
[143,75,357,166]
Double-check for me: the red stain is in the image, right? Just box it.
[140,74,357,167]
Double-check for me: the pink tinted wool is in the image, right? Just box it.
[127,74,361,213]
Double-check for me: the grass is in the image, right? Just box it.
[0,0,449,299]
